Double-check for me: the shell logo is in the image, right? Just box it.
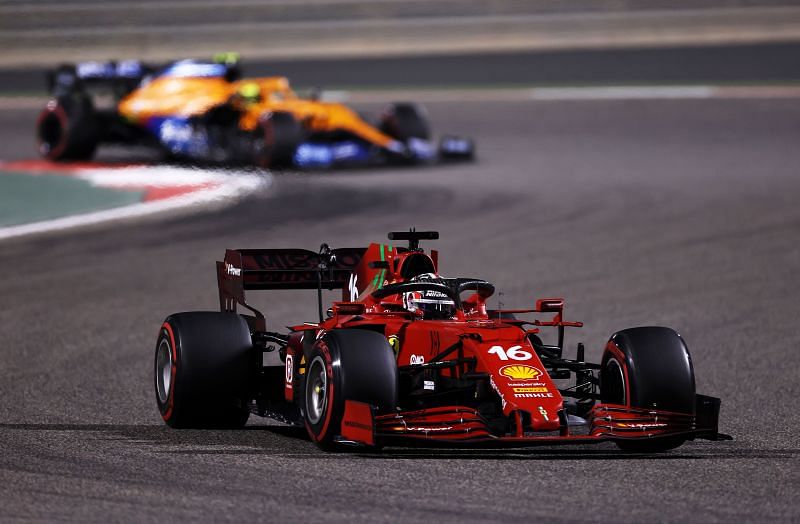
[500,364,542,381]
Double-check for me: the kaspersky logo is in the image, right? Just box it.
[499,364,542,381]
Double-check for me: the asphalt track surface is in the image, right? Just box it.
[3,42,800,94]
[1,95,799,521]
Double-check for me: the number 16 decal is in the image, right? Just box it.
[488,345,533,361]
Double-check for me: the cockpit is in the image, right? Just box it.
[370,274,495,320]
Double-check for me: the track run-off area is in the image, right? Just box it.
[0,82,798,520]
[0,162,267,240]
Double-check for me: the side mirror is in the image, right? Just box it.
[332,302,366,316]
[536,298,564,313]
[309,87,322,101]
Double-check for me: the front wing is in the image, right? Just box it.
[292,136,474,168]
[338,395,730,448]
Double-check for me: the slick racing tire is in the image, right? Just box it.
[601,326,696,452]
[303,329,397,451]
[380,103,431,142]
[155,312,252,429]
[36,94,99,161]
[254,111,303,168]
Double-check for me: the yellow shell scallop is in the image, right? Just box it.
[500,365,541,380]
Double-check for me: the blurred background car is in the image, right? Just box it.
[36,55,474,168]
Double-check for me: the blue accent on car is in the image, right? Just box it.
[294,141,371,168]
[407,137,436,160]
[148,116,210,157]
[76,61,117,79]
[74,60,144,80]
[116,60,144,78]
[159,60,228,79]
[439,136,473,156]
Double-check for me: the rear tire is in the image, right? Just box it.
[155,312,253,429]
[601,326,695,452]
[36,94,98,161]
[303,329,397,450]
[253,111,303,168]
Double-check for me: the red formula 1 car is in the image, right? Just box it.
[154,230,729,451]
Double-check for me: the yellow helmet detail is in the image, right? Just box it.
[239,82,261,101]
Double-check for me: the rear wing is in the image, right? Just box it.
[217,246,365,329]
[47,57,242,99]
[47,61,154,99]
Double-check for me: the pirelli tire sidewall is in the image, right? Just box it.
[303,338,341,445]
[155,312,253,429]
[36,94,99,161]
[303,329,398,448]
[600,326,696,452]
[380,103,431,142]
[254,111,303,168]
[601,326,696,413]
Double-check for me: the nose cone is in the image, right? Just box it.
[527,402,562,431]
[501,371,563,431]
[473,339,565,432]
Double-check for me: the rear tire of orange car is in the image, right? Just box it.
[303,329,397,451]
[254,111,303,168]
[36,94,99,161]
[600,326,696,452]
[155,312,252,429]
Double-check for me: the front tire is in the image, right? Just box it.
[155,312,253,429]
[380,103,431,141]
[303,329,397,450]
[253,111,303,168]
[601,326,695,452]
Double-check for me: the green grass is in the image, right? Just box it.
[0,171,143,227]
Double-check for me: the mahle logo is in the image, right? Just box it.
[500,364,542,381]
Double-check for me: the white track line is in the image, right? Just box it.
[0,166,268,241]
[324,85,800,104]
[529,86,716,100]
[76,165,251,187]
[5,84,800,111]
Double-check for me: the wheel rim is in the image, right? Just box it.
[306,356,328,425]
[156,338,173,405]
[603,357,626,405]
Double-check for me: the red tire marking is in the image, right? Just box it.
[256,114,275,168]
[161,321,178,422]
[605,340,631,407]
[36,102,69,161]
[306,341,336,442]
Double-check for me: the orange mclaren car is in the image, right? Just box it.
[36,57,474,168]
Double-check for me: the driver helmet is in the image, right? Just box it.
[237,82,262,104]
[402,273,456,320]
